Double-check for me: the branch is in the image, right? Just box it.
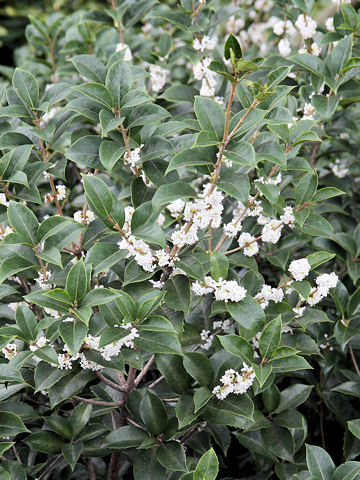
[74,396,123,407]
[134,354,155,387]
[96,371,127,393]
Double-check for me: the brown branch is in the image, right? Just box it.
[74,396,123,407]
[86,457,97,480]
[134,354,155,387]
[349,343,360,377]
[95,371,127,393]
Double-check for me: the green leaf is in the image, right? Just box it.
[0,412,29,437]
[164,275,191,313]
[48,369,94,408]
[194,387,213,413]
[72,83,113,109]
[301,213,334,238]
[16,305,38,341]
[218,335,254,365]
[166,147,214,174]
[227,295,265,337]
[105,425,148,449]
[306,444,335,480]
[295,172,317,205]
[134,449,166,479]
[98,326,132,349]
[82,288,120,307]
[306,251,336,269]
[135,316,182,354]
[70,54,106,83]
[261,426,294,462]
[253,363,273,387]
[99,109,124,136]
[0,365,25,384]
[44,415,72,440]
[183,352,214,387]
[274,384,313,414]
[82,174,113,217]
[156,441,187,471]
[70,402,92,438]
[348,419,360,440]
[152,181,196,210]
[65,260,88,303]
[121,89,153,108]
[105,60,132,108]
[331,35,352,74]
[259,316,282,359]
[224,33,243,60]
[113,291,137,321]
[210,252,229,281]
[59,321,88,356]
[193,448,219,480]
[312,187,345,202]
[13,68,39,108]
[140,391,168,435]
[24,431,62,454]
[62,441,83,471]
[194,96,225,138]
[7,201,39,246]
[332,462,360,480]
[66,136,101,169]
[156,354,191,394]
[222,142,256,167]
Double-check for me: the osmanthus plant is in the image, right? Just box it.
[1,0,360,479]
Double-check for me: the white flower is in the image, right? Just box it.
[224,218,242,237]
[124,145,144,168]
[0,193,9,207]
[115,43,132,61]
[225,16,245,34]
[238,232,259,257]
[63,317,74,322]
[30,336,49,352]
[325,18,334,32]
[331,159,348,178]
[100,324,139,360]
[36,270,52,289]
[288,258,311,281]
[149,279,165,289]
[77,352,102,371]
[84,335,100,350]
[44,307,60,318]
[1,343,19,360]
[255,284,284,308]
[193,35,216,52]
[171,224,199,248]
[118,236,156,272]
[261,219,283,244]
[273,19,295,36]
[56,185,66,200]
[213,278,247,303]
[213,364,255,400]
[167,199,185,218]
[200,330,214,350]
[278,38,291,57]
[311,42,321,56]
[154,249,173,267]
[74,210,95,225]
[156,213,165,226]
[0,225,14,240]
[183,184,224,229]
[295,14,317,39]
[293,306,306,318]
[303,103,315,120]
[307,287,325,306]
[57,353,73,370]
[149,64,168,92]
[280,206,295,227]
[316,272,338,296]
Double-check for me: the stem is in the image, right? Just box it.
[36,454,62,480]
[349,343,360,377]
[95,371,127,393]
[74,396,123,407]
[134,354,155,387]
[86,457,97,480]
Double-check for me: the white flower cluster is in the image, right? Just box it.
[192,276,247,303]
[149,64,168,92]
[0,193,9,207]
[124,144,144,169]
[44,185,66,203]
[193,58,217,97]
[167,199,185,218]
[213,319,232,332]
[255,173,282,186]
[193,35,216,52]
[171,185,223,248]
[325,18,334,32]
[295,14,317,39]
[212,365,255,399]
[225,16,245,34]
[44,307,60,318]
[307,272,338,306]
[278,38,291,57]
[299,42,321,56]
[200,330,214,350]
[1,343,19,359]
[288,258,311,281]
[330,159,348,178]
[73,209,95,225]
[238,232,259,257]
[255,284,284,309]
[29,336,50,351]
[36,270,52,289]
[55,324,139,370]
[0,225,14,240]
[303,103,315,120]
[273,19,296,36]
[261,219,283,244]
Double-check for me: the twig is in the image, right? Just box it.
[349,343,360,377]
[95,371,127,393]
[74,396,122,407]
[134,354,155,387]
[36,454,62,480]
[86,457,97,480]
[148,375,164,389]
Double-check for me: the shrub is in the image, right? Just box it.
[0,0,360,479]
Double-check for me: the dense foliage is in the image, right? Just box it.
[1,0,360,479]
